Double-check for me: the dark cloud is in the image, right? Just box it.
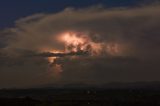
[33,51,89,58]
[55,56,160,85]
[0,4,160,88]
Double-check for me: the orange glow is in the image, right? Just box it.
[40,48,64,63]
[40,31,124,80]
[42,31,123,64]
[46,50,63,63]
[59,32,89,52]
[105,43,122,56]
[57,31,123,56]
[58,31,104,55]
[40,48,64,53]
[89,42,103,55]
[48,57,57,63]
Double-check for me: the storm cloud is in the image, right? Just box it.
[0,4,160,88]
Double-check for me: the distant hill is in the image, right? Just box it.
[39,81,160,90]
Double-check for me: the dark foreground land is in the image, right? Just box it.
[0,84,160,106]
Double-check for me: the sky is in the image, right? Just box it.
[0,0,153,29]
[0,0,160,88]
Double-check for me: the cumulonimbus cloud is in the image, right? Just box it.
[0,4,160,88]
[2,4,159,59]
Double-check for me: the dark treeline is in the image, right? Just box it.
[0,88,160,106]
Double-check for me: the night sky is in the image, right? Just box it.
[0,0,152,29]
[0,0,160,88]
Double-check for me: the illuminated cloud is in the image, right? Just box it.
[0,4,160,88]
[3,4,159,59]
